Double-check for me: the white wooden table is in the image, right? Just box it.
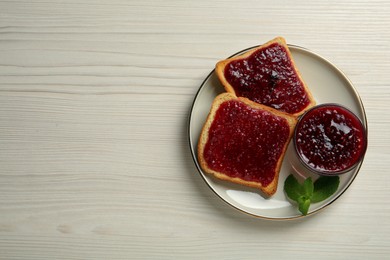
[1,0,389,259]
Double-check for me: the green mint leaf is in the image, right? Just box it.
[284,175,314,216]
[284,174,304,201]
[285,174,333,216]
[298,198,311,215]
[311,176,340,203]
[303,177,314,198]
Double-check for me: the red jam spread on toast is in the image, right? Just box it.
[295,104,366,174]
[203,100,290,186]
[224,43,310,114]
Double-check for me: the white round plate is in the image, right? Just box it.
[188,45,367,220]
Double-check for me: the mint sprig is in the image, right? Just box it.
[311,175,340,203]
[284,174,340,215]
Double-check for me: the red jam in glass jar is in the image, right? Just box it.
[294,104,367,175]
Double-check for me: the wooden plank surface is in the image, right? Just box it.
[1,0,389,259]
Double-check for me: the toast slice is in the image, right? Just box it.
[215,37,315,117]
[198,93,297,196]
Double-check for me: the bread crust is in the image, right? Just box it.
[215,37,315,117]
[197,93,297,197]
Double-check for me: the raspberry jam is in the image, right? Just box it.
[224,43,311,114]
[294,104,367,175]
[203,100,291,186]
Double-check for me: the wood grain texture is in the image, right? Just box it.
[1,0,390,259]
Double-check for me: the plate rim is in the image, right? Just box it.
[188,44,368,220]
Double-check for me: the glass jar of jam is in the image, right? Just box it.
[293,103,367,175]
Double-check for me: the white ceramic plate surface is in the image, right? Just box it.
[188,45,367,220]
